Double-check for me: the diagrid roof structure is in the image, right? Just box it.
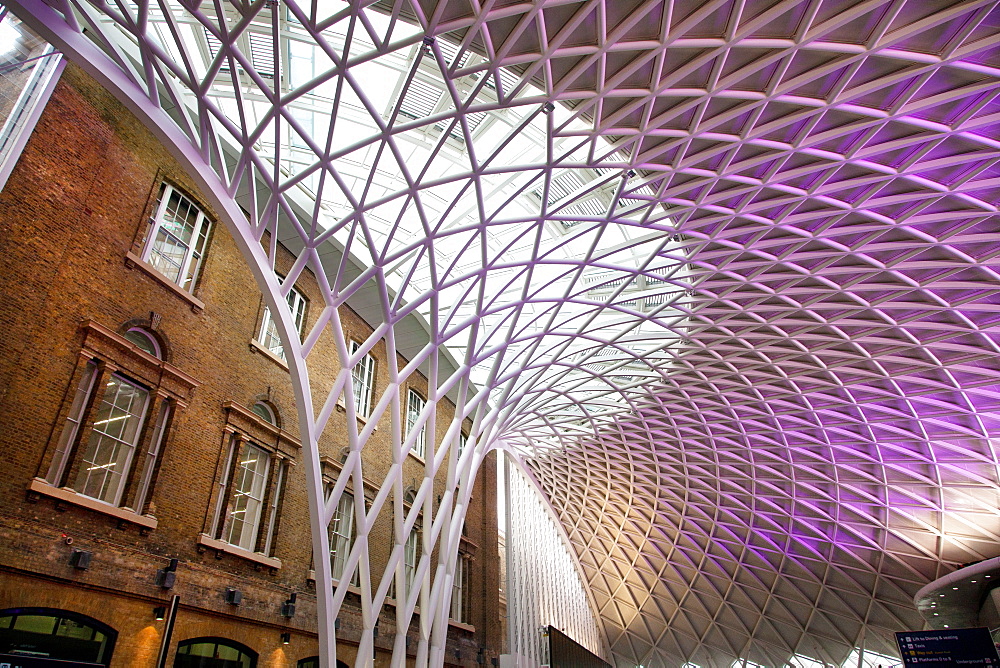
[8,0,1000,666]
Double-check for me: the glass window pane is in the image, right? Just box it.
[329,492,355,584]
[12,615,57,634]
[225,445,270,550]
[350,342,375,418]
[216,644,241,660]
[407,390,426,458]
[73,375,149,504]
[0,611,114,663]
[258,281,305,362]
[404,528,419,590]
[162,190,196,244]
[145,185,212,292]
[251,402,275,424]
[55,618,95,640]
[124,328,160,357]
[148,230,186,282]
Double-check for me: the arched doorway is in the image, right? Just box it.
[0,607,117,665]
[297,658,348,668]
[174,637,257,668]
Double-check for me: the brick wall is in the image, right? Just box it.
[0,62,500,667]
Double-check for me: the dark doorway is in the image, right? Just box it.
[174,637,257,668]
[0,607,116,666]
[297,658,349,668]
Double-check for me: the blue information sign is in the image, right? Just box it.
[896,628,1000,667]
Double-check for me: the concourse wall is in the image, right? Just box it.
[0,62,501,668]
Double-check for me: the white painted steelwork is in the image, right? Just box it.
[0,8,62,190]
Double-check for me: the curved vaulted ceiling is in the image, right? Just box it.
[11,0,1000,666]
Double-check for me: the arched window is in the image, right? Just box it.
[297,658,349,668]
[39,321,191,519]
[0,607,117,665]
[174,637,257,668]
[251,401,276,425]
[124,327,162,358]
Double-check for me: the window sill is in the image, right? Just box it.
[306,569,362,594]
[125,251,205,313]
[383,597,422,615]
[249,338,289,370]
[448,619,476,633]
[28,478,158,529]
[406,451,426,465]
[334,399,377,431]
[197,533,281,569]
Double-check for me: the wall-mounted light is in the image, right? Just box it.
[281,592,297,618]
[153,607,166,621]
[69,549,92,570]
[334,618,341,631]
[155,558,179,588]
[225,588,242,605]
[280,632,291,645]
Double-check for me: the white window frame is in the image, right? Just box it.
[404,526,420,591]
[406,389,426,459]
[258,279,306,362]
[47,334,173,512]
[213,435,287,556]
[451,552,470,624]
[223,443,271,550]
[142,184,212,293]
[350,340,376,419]
[329,491,358,586]
[71,371,150,505]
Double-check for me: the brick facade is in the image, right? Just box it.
[0,62,500,667]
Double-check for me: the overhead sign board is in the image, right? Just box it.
[896,628,1000,667]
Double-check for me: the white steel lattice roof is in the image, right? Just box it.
[10,0,1000,666]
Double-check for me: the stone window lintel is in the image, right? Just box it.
[79,319,200,405]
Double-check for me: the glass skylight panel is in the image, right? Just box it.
[434,36,470,70]
[247,30,274,78]
[398,77,442,120]
[202,25,228,72]
[81,0,684,433]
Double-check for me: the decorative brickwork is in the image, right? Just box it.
[0,63,500,667]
